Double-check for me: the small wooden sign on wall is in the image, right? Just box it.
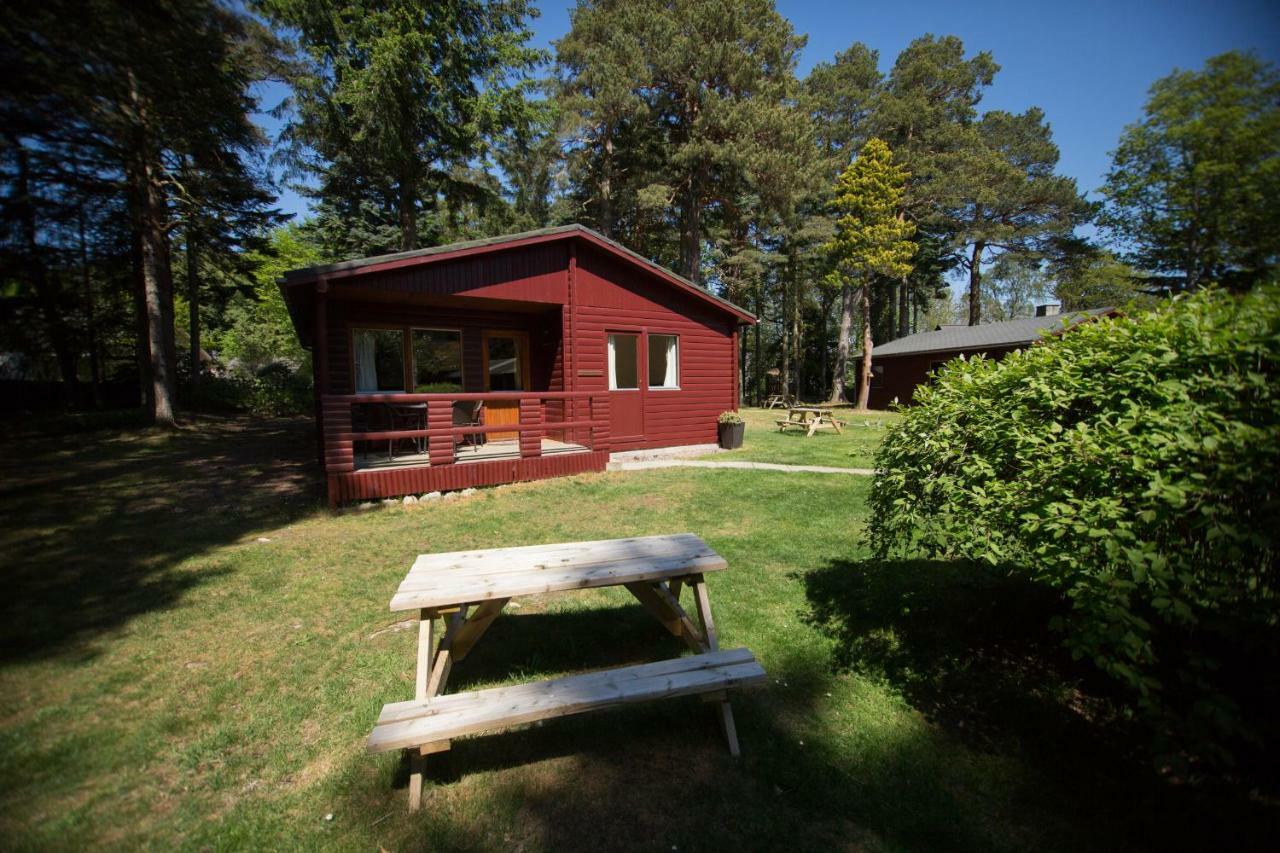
[578,369,603,377]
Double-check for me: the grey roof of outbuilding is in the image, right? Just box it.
[864,308,1116,358]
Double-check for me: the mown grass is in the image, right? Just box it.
[1,416,1274,851]
[697,406,900,468]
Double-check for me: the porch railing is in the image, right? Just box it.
[320,391,611,475]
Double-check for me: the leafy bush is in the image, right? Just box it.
[869,286,1280,766]
[185,362,313,417]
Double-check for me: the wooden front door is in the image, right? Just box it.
[607,332,645,444]
[483,331,531,441]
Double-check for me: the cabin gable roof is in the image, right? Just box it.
[280,224,755,324]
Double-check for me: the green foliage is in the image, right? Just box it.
[1051,248,1156,312]
[214,224,321,369]
[869,286,1280,763]
[717,410,744,425]
[1102,51,1280,291]
[826,138,916,282]
[259,0,546,254]
[186,363,312,417]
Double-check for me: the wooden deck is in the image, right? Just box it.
[355,438,589,471]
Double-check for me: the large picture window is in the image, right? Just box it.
[412,329,463,392]
[608,333,639,390]
[353,328,405,392]
[647,334,679,389]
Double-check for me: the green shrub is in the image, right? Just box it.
[869,286,1280,766]
[184,363,313,417]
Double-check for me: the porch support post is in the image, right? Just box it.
[313,280,329,474]
[591,394,611,453]
[427,400,453,467]
[518,397,542,458]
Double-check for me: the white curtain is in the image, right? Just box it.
[354,331,378,392]
[663,336,678,388]
[607,334,618,390]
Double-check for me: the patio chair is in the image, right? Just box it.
[452,400,485,451]
[388,403,427,458]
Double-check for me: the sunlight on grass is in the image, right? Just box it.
[697,406,901,468]
[1,417,1270,850]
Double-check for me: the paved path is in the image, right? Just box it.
[607,459,874,476]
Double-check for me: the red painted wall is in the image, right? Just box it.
[856,346,1021,409]
[313,237,742,454]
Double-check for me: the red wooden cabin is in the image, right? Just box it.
[281,225,755,506]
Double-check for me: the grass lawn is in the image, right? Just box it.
[1,416,1273,851]
[697,406,900,469]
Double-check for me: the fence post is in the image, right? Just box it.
[591,394,611,453]
[427,399,454,467]
[519,397,542,458]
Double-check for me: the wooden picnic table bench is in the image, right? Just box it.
[776,405,845,437]
[368,533,766,812]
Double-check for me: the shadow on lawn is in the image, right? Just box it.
[332,575,1280,852]
[800,557,1280,852]
[0,415,324,663]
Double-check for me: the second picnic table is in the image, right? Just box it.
[366,532,766,812]
[776,405,845,437]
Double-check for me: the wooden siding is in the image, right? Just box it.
[345,242,567,304]
[855,345,1020,409]
[307,232,746,502]
[571,245,737,450]
[327,451,610,503]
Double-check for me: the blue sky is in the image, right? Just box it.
[263,0,1280,220]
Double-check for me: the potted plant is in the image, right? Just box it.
[717,411,745,449]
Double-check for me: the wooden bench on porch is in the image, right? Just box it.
[367,533,766,811]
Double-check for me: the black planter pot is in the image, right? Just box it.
[718,421,745,449]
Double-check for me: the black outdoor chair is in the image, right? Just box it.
[452,400,485,451]
[388,403,427,458]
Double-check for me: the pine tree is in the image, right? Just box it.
[825,138,916,408]
[261,0,545,254]
[1101,51,1280,290]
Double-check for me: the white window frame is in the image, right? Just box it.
[607,332,640,391]
[647,333,680,390]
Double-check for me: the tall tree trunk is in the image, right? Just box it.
[898,276,910,338]
[753,290,763,405]
[79,207,103,409]
[599,130,613,238]
[679,162,705,284]
[186,227,200,388]
[10,138,79,407]
[137,165,177,427]
[792,261,803,402]
[780,261,791,402]
[132,228,151,412]
[968,240,985,326]
[856,280,873,411]
[398,172,417,251]
[829,281,853,403]
[126,71,176,425]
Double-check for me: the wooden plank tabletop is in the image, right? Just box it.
[389,532,727,612]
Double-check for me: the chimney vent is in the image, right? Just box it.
[1035,304,1061,317]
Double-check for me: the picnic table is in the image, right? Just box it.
[776,405,845,437]
[367,533,766,812]
[763,393,793,409]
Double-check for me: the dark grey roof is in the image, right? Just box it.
[280,223,755,322]
[864,308,1115,358]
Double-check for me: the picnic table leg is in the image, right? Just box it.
[408,607,469,812]
[408,609,434,812]
[690,576,742,757]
